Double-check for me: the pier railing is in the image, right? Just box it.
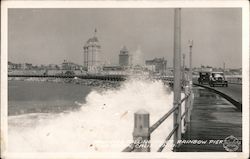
[8,74,126,81]
[226,76,242,84]
[122,86,192,152]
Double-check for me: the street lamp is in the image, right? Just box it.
[182,53,186,86]
[188,40,193,86]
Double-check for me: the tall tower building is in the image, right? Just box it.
[119,46,129,67]
[83,29,101,72]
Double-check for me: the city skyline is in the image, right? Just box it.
[8,8,242,68]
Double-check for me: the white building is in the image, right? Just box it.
[83,29,102,73]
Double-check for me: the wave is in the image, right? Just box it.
[8,78,174,152]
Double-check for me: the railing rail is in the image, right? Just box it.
[149,105,178,134]
[157,125,179,152]
[226,77,242,84]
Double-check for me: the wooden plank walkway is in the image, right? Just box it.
[177,86,242,152]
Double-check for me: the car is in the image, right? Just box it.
[198,71,211,84]
[209,72,228,87]
[64,70,75,76]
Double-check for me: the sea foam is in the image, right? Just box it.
[8,78,175,152]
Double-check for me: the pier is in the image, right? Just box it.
[177,86,242,152]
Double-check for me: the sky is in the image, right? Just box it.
[8,8,242,68]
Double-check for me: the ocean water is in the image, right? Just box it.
[8,80,92,115]
[8,78,176,152]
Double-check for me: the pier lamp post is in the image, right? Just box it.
[188,40,193,86]
[223,62,226,73]
[188,40,193,115]
[182,53,186,86]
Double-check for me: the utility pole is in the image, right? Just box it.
[173,8,182,148]
[188,40,193,121]
[182,54,186,69]
[188,40,193,86]
[223,62,225,73]
[182,53,186,86]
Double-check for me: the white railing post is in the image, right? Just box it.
[133,109,150,152]
[184,86,191,131]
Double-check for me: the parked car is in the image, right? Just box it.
[64,70,75,76]
[198,71,211,84]
[209,72,228,87]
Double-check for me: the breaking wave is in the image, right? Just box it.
[8,78,175,152]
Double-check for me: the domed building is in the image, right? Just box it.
[83,29,102,72]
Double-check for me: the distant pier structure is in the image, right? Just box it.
[83,29,102,73]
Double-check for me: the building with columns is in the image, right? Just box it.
[83,29,102,72]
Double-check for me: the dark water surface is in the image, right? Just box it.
[8,80,92,116]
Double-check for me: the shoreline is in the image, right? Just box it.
[8,77,122,89]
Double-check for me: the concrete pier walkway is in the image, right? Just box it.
[178,86,242,152]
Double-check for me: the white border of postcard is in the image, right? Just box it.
[1,1,249,159]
